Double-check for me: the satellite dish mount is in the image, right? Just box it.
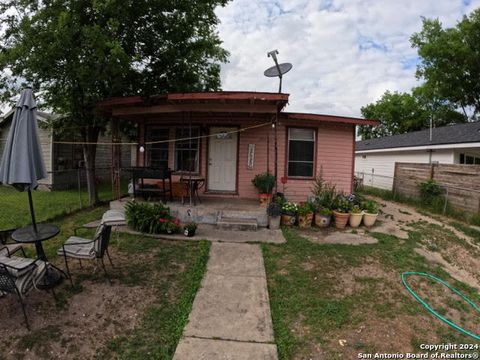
[264,50,293,93]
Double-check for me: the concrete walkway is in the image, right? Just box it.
[173,242,278,360]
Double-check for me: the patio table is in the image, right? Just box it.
[12,223,66,288]
[180,176,205,206]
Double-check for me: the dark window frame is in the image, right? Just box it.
[174,127,201,174]
[146,126,169,169]
[286,127,317,179]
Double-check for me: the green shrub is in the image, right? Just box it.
[125,201,180,234]
[252,172,276,194]
[312,176,337,211]
[298,201,315,216]
[419,179,443,205]
[363,200,378,214]
[333,194,351,213]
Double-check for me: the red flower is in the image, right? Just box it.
[159,218,166,223]
[174,218,180,225]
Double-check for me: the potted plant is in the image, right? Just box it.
[266,202,282,230]
[297,201,315,228]
[348,205,364,228]
[363,200,379,227]
[332,195,351,229]
[315,207,332,227]
[281,202,298,226]
[184,222,197,237]
[252,172,276,207]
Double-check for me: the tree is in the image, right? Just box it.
[359,91,426,139]
[358,89,466,140]
[0,0,229,205]
[411,10,480,118]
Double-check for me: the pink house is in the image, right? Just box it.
[99,92,377,203]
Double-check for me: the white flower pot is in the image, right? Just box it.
[349,212,364,228]
[363,212,378,227]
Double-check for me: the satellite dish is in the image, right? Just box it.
[264,63,293,77]
[264,50,293,93]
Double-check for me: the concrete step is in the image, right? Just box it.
[217,217,258,231]
[220,210,267,227]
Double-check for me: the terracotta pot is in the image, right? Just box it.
[349,212,364,228]
[333,210,350,229]
[281,214,296,226]
[314,213,331,228]
[363,212,378,227]
[298,212,313,228]
[268,216,281,230]
[259,193,272,207]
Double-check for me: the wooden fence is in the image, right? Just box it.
[393,163,480,214]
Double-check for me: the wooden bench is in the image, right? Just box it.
[130,167,173,202]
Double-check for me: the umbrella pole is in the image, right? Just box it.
[27,190,38,233]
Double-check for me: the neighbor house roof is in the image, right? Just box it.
[356,121,480,152]
[0,109,54,127]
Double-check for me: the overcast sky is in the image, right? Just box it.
[216,0,480,117]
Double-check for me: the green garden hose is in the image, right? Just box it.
[401,272,480,341]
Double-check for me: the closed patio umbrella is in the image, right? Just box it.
[0,87,46,232]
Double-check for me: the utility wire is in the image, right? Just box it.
[52,122,271,146]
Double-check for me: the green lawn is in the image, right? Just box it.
[0,182,126,229]
[1,206,210,359]
[262,227,480,359]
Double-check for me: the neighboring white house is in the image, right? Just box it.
[355,122,480,190]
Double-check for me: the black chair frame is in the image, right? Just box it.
[0,259,52,330]
[61,225,114,286]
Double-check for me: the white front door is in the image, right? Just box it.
[208,127,238,192]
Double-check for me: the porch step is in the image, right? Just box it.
[220,209,268,227]
[216,217,258,231]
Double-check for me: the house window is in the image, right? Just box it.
[287,128,315,177]
[175,127,200,172]
[459,152,480,165]
[146,127,169,169]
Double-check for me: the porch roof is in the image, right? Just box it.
[98,91,289,121]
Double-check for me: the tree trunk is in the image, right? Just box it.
[82,126,100,206]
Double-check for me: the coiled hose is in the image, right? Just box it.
[401,272,480,341]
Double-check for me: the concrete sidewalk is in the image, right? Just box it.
[173,243,278,360]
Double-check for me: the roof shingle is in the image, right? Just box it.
[356,122,480,151]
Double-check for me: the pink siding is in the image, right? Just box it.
[274,122,354,202]
[141,121,355,203]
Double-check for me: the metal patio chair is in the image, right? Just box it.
[57,223,114,286]
[0,255,47,329]
[0,229,26,257]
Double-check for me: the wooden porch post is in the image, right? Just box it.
[138,120,146,167]
[274,109,278,195]
[111,118,121,200]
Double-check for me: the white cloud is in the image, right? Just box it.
[216,0,480,117]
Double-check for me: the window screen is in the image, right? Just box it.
[175,127,200,172]
[146,127,169,169]
[287,128,315,177]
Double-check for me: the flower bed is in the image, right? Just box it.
[125,201,181,234]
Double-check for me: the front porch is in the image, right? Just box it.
[111,196,268,228]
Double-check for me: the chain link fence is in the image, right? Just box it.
[0,167,128,230]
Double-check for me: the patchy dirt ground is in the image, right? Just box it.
[372,197,480,290]
[265,200,480,360]
[0,247,155,360]
[297,226,378,245]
